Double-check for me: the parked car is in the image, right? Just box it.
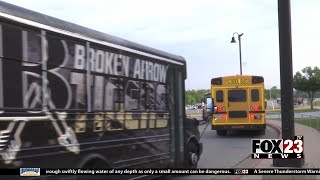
[276,97,303,105]
[294,98,303,105]
[191,106,197,110]
[276,98,281,104]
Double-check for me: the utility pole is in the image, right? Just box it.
[273,0,304,167]
[270,89,272,100]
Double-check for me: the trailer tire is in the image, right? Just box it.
[185,142,199,169]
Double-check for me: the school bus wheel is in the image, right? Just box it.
[257,129,265,135]
[216,130,227,136]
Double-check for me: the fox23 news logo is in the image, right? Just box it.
[251,135,304,159]
[235,169,248,175]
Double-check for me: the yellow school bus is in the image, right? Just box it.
[210,75,266,136]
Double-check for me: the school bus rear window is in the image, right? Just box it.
[216,90,223,102]
[228,90,246,102]
[251,89,259,102]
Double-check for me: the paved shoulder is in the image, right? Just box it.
[240,120,320,180]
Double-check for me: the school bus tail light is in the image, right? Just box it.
[217,106,226,112]
[255,115,262,120]
[215,114,227,119]
[250,114,262,120]
[250,105,262,110]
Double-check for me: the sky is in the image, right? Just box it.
[1,0,320,90]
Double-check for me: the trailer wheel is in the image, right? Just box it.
[185,142,199,169]
[216,130,227,136]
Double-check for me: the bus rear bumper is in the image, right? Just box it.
[211,124,266,130]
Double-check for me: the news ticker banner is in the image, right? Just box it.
[2,168,320,176]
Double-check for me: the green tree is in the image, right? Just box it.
[185,93,196,105]
[264,86,280,100]
[293,66,320,109]
[264,89,272,100]
[270,86,280,100]
[185,89,210,105]
[294,90,309,98]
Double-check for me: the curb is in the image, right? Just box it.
[266,122,282,139]
[230,123,282,180]
[247,122,282,168]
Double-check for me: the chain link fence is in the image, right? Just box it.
[266,113,320,131]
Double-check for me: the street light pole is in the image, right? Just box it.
[231,32,244,75]
[238,35,243,75]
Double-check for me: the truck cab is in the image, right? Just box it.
[202,92,212,120]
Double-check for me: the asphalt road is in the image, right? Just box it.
[196,117,279,169]
[185,108,318,171]
[167,115,279,180]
